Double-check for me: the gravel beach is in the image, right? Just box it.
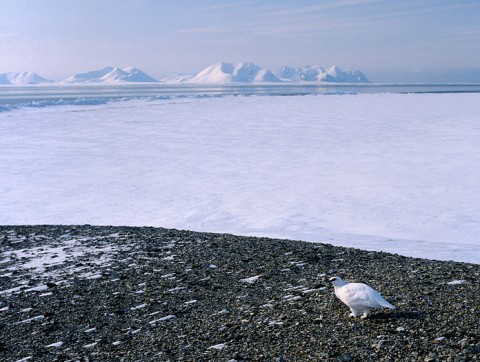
[1,225,479,361]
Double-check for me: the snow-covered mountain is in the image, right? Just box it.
[324,65,369,83]
[274,65,368,83]
[189,62,281,83]
[63,66,158,83]
[62,67,114,83]
[0,72,51,85]
[274,65,333,82]
[102,67,159,83]
[1,63,369,85]
[188,62,369,83]
[160,73,195,83]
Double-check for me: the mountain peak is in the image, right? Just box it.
[63,66,158,83]
[189,62,280,83]
[0,71,51,85]
[1,63,369,85]
[274,64,369,83]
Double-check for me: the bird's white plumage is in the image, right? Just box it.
[329,276,395,318]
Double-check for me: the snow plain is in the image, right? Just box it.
[1,92,479,263]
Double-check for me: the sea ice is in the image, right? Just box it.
[1,93,479,263]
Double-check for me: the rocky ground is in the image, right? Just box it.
[0,225,479,361]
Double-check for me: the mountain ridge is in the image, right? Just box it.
[0,71,52,85]
[187,62,369,83]
[189,62,281,83]
[273,64,368,83]
[1,63,370,84]
[63,66,159,83]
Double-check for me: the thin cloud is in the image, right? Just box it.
[249,15,384,38]
[178,27,226,35]
[202,1,251,11]
[250,0,480,37]
[267,0,384,17]
[194,36,249,46]
[260,0,477,20]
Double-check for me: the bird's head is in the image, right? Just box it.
[329,276,346,286]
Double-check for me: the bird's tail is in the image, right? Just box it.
[381,300,396,309]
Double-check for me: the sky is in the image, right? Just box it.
[1,0,479,82]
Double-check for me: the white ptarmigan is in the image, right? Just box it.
[329,276,396,318]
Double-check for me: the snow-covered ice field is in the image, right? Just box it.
[1,92,479,263]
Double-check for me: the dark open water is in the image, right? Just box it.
[1,83,480,111]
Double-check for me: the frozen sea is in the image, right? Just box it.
[1,84,480,263]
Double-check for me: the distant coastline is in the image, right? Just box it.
[2,82,480,112]
[0,62,370,85]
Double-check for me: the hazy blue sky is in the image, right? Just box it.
[1,0,479,82]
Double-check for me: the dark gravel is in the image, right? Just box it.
[0,225,479,361]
